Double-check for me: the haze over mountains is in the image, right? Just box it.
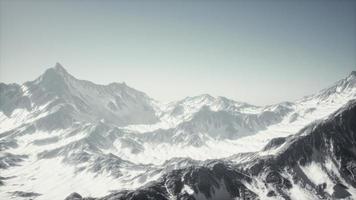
[0,63,355,200]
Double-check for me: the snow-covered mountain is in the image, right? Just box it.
[0,63,159,131]
[0,64,355,200]
[74,99,356,200]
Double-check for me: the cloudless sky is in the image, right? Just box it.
[0,0,355,105]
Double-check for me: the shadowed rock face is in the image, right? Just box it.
[67,100,356,200]
[10,191,41,198]
[0,83,31,116]
[0,153,28,169]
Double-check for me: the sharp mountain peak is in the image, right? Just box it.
[37,63,129,90]
[54,62,68,73]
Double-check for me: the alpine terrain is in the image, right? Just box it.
[1,63,355,200]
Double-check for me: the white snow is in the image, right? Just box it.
[182,184,194,195]
[288,184,316,200]
[300,162,335,195]
[1,67,355,199]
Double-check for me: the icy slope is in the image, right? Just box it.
[0,65,355,200]
[71,99,356,200]
[110,71,356,164]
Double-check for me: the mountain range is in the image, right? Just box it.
[0,63,355,200]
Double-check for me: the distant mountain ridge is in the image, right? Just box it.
[1,63,159,129]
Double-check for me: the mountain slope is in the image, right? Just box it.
[0,65,355,200]
[0,63,159,130]
[71,99,356,200]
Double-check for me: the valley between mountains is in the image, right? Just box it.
[1,64,356,200]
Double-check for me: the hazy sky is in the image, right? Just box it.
[0,0,355,105]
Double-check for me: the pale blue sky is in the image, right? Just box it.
[0,0,355,105]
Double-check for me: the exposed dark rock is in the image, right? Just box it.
[0,153,28,169]
[263,137,286,151]
[65,192,82,200]
[10,191,41,198]
[332,184,351,199]
[266,190,276,197]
